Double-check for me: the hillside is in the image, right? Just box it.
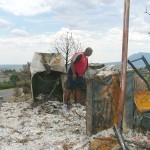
[128,52,150,68]
[105,52,150,68]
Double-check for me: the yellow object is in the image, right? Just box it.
[89,137,118,150]
[134,91,150,112]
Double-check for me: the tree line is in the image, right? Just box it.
[0,63,31,95]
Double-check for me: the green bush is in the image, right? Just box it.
[10,74,20,85]
[0,81,14,90]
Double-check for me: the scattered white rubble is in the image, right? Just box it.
[123,130,150,150]
[0,101,89,150]
[1,100,150,150]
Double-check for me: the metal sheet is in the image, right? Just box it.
[86,71,134,135]
[134,91,150,112]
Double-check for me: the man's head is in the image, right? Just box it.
[84,47,93,56]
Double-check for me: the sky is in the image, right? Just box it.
[0,0,150,64]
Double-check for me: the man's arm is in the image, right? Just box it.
[70,61,76,81]
[71,54,82,80]
[71,61,76,74]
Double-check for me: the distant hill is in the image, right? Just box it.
[0,64,23,71]
[128,52,150,68]
[105,52,150,68]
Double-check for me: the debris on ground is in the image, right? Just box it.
[0,100,150,150]
[89,127,150,150]
[0,101,88,150]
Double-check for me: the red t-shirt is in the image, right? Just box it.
[71,52,88,77]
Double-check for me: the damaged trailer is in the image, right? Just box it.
[30,52,66,106]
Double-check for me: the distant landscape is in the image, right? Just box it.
[0,64,23,70]
[105,52,150,68]
[128,52,150,67]
[0,52,150,70]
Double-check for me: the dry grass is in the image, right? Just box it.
[134,75,148,91]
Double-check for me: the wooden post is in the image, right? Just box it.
[118,0,130,129]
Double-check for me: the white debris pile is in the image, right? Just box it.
[1,100,150,150]
[0,101,89,150]
[96,65,120,78]
[85,65,121,80]
[90,127,115,141]
[89,127,150,149]
[123,130,150,150]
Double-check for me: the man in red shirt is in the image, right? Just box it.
[62,47,93,111]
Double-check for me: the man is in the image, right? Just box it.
[62,47,93,111]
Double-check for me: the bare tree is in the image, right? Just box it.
[50,32,83,71]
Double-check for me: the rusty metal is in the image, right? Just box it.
[128,60,150,90]
[128,55,150,90]
[113,125,128,150]
[89,136,118,150]
[129,55,150,72]
[86,71,134,135]
[118,0,130,129]
[141,55,150,72]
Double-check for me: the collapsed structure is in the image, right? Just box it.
[30,52,150,132]
[29,52,150,149]
[30,52,66,106]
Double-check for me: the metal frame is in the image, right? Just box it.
[128,55,150,91]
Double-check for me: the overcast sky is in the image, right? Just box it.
[0,0,150,64]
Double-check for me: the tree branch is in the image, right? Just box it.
[145,6,150,15]
[49,31,83,71]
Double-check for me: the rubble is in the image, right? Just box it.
[0,101,88,150]
[89,127,150,150]
[0,100,150,150]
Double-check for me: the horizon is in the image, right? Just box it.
[0,51,150,65]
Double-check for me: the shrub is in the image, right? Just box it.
[16,80,31,94]
[0,81,14,90]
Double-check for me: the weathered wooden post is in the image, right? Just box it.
[118,0,130,129]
